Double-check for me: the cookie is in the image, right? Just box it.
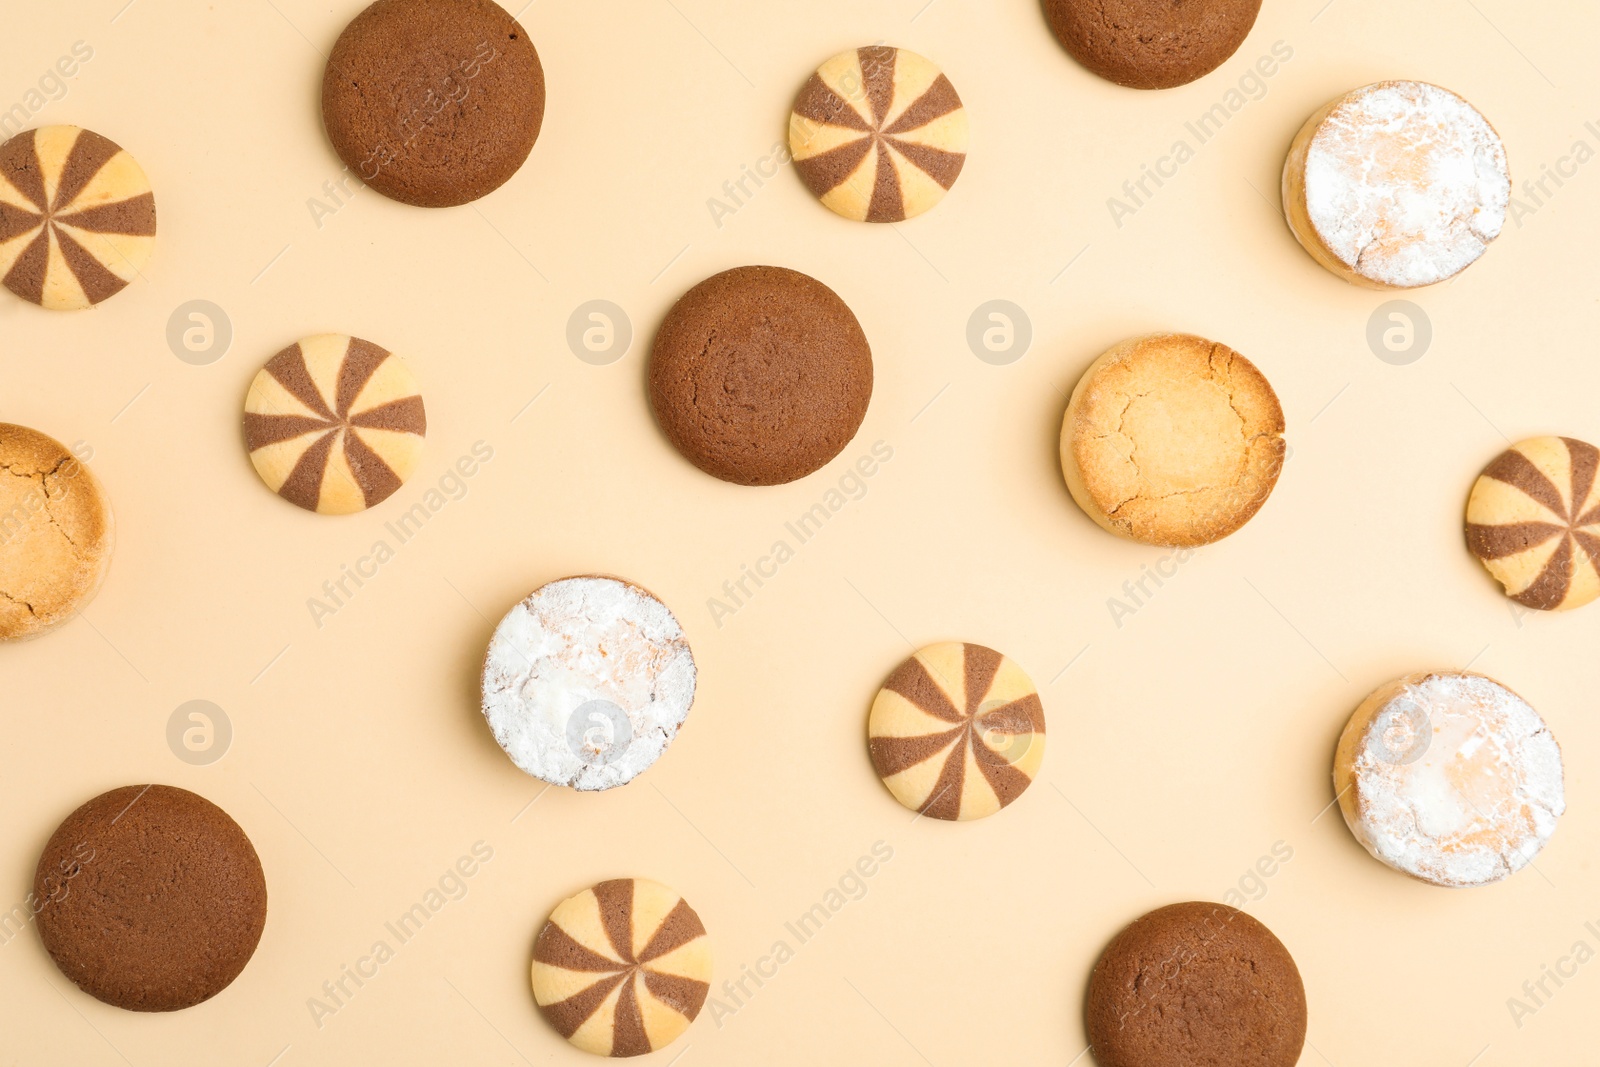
[531,878,711,1057]
[649,266,872,486]
[321,0,545,208]
[1061,333,1285,547]
[868,642,1045,821]
[0,424,114,641]
[0,125,156,310]
[1086,901,1306,1067]
[244,333,427,515]
[1043,0,1262,90]
[1283,81,1510,289]
[1467,437,1600,612]
[1334,671,1565,888]
[34,785,267,1012]
[789,46,968,223]
[481,576,696,791]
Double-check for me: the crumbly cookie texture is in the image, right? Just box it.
[481,577,696,791]
[1467,436,1600,612]
[0,125,156,310]
[789,46,968,223]
[868,642,1045,821]
[1061,333,1285,547]
[243,333,427,515]
[1086,901,1306,1067]
[0,424,113,641]
[531,878,710,1057]
[1283,81,1509,289]
[1335,671,1565,888]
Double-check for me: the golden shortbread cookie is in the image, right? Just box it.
[1060,333,1285,547]
[0,424,113,640]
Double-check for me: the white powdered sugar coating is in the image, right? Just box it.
[1305,81,1510,288]
[481,577,696,791]
[1349,673,1564,888]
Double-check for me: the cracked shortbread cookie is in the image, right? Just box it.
[1283,81,1510,289]
[1060,333,1285,547]
[1334,671,1565,888]
[1466,436,1600,612]
[1042,0,1262,90]
[1086,902,1306,1067]
[0,424,113,641]
[531,878,710,1056]
[481,576,696,790]
[649,266,872,486]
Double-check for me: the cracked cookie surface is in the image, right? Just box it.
[1334,671,1565,888]
[1042,0,1262,90]
[1283,81,1509,289]
[1060,333,1284,547]
[649,266,872,486]
[0,423,113,640]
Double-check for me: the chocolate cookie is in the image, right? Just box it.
[244,333,427,515]
[1466,437,1600,611]
[1086,902,1306,1067]
[531,878,711,1057]
[34,785,267,1012]
[789,46,969,222]
[649,266,872,486]
[1043,0,1262,90]
[0,125,156,309]
[321,0,545,208]
[0,424,114,641]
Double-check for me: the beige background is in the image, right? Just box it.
[2,0,1597,1063]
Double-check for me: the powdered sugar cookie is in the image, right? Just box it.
[1283,81,1510,289]
[481,576,696,791]
[1334,671,1564,888]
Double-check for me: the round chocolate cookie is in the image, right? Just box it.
[321,0,545,208]
[34,785,267,1012]
[1086,902,1306,1067]
[649,266,872,486]
[1043,0,1262,90]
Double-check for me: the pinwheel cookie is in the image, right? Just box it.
[868,642,1045,821]
[531,879,711,1057]
[243,334,426,514]
[1467,436,1600,611]
[0,125,156,310]
[789,46,968,222]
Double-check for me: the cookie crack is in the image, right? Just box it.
[0,588,39,617]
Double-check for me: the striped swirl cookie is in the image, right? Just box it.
[0,125,156,310]
[243,334,426,515]
[531,879,711,1057]
[1466,437,1600,611]
[789,46,968,223]
[868,642,1045,821]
